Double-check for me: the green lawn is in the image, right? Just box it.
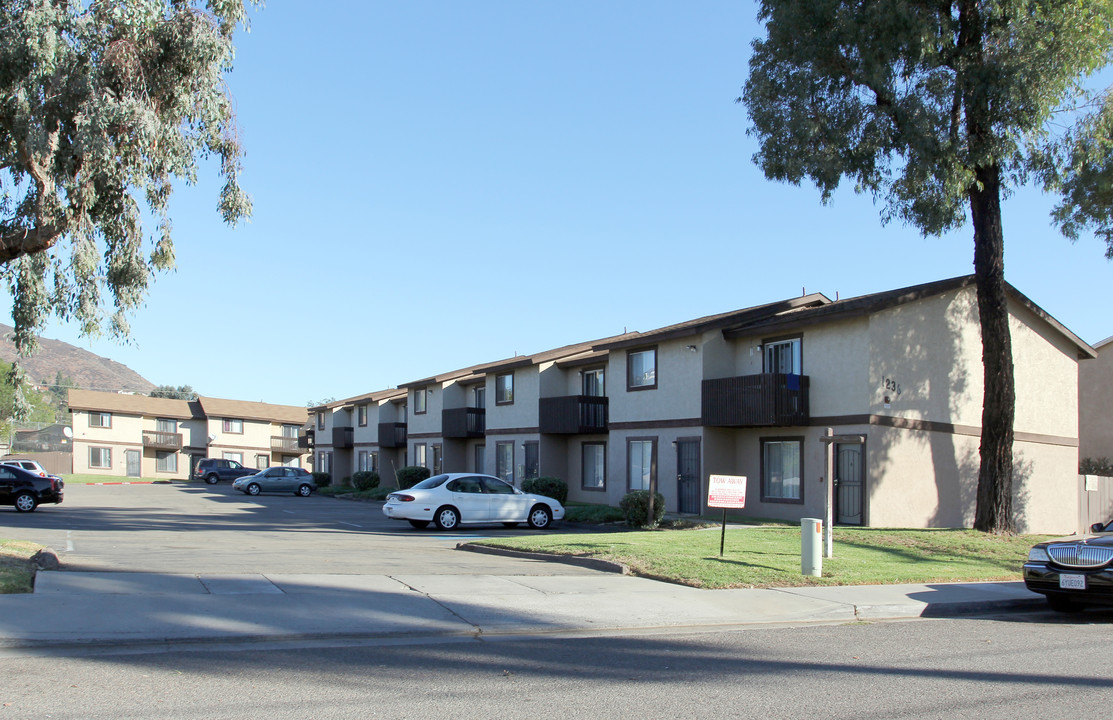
[473,526,1054,589]
[0,539,41,594]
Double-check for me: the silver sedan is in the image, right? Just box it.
[233,467,316,497]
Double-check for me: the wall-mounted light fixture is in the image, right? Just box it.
[883,395,892,409]
[686,345,698,353]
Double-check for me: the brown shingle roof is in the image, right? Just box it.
[67,389,199,420]
[196,396,308,425]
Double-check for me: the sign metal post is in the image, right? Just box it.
[707,474,747,558]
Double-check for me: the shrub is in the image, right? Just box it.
[1080,457,1113,477]
[352,470,380,491]
[395,466,432,489]
[312,472,332,487]
[619,490,666,528]
[521,476,567,503]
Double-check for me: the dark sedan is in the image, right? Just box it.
[1024,520,1113,611]
[0,464,64,512]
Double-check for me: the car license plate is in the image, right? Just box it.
[1059,574,1086,590]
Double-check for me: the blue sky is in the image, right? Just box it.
[15,1,1113,407]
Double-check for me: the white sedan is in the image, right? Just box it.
[382,473,564,530]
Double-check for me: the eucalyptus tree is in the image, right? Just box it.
[0,0,258,367]
[742,0,1113,532]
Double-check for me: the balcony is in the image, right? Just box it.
[443,407,486,438]
[142,431,182,451]
[332,426,354,449]
[701,373,809,427]
[378,422,407,448]
[271,436,302,454]
[299,429,315,449]
[539,395,609,434]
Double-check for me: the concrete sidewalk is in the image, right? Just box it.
[0,568,1046,650]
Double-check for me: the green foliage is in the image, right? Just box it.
[149,385,197,400]
[521,476,567,504]
[619,490,666,529]
[311,472,331,488]
[395,466,432,489]
[1080,458,1113,477]
[352,471,380,491]
[743,0,1113,236]
[0,0,260,358]
[564,503,626,524]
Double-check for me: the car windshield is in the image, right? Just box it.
[411,474,450,490]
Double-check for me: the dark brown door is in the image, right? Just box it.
[677,439,701,514]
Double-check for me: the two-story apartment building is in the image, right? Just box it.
[69,390,310,480]
[309,276,1093,533]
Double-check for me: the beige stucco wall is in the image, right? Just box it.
[485,367,540,431]
[607,339,703,424]
[1079,339,1111,462]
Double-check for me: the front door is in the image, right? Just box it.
[125,450,141,478]
[835,443,863,525]
[676,439,701,514]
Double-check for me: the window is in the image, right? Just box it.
[156,418,176,433]
[414,388,427,414]
[474,444,486,473]
[414,443,427,468]
[764,337,802,375]
[357,405,368,427]
[223,451,244,464]
[496,441,514,484]
[255,454,269,469]
[89,412,111,428]
[523,442,539,480]
[282,424,299,439]
[89,447,112,468]
[317,411,325,430]
[582,368,605,397]
[761,438,803,503]
[582,443,605,490]
[627,348,657,391]
[627,438,656,491]
[495,373,514,405]
[472,385,486,409]
[317,451,331,474]
[156,451,177,473]
[223,418,243,434]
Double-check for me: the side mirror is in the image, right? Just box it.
[1091,522,1107,534]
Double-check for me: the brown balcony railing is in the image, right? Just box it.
[443,407,486,438]
[378,422,407,448]
[701,373,809,427]
[539,395,609,434]
[271,436,302,454]
[332,426,354,449]
[142,431,183,451]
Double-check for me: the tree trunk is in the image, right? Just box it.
[970,162,1015,534]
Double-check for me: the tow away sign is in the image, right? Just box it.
[707,474,747,509]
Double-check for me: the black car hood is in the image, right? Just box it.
[1038,533,1113,548]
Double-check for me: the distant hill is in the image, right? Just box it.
[0,324,155,394]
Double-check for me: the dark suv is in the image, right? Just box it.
[194,458,257,485]
[0,464,64,512]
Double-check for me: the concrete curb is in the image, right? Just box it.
[457,543,629,575]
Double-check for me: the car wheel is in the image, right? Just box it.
[246,483,261,496]
[527,505,552,529]
[408,520,430,529]
[296,484,313,497]
[13,492,37,513]
[502,522,519,528]
[1047,594,1082,613]
[205,474,219,485]
[434,506,460,531]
